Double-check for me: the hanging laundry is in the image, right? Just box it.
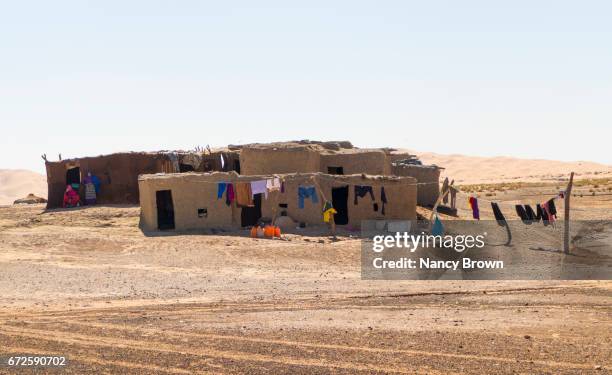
[250,180,269,199]
[298,186,319,209]
[450,185,457,209]
[226,183,234,206]
[217,182,227,199]
[235,182,253,207]
[515,205,531,224]
[91,174,101,194]
[431,214,444,236]
[381,186,388,215]
[491,202,506,226]
[547,199,558,217]
[524,205,540,222]
[441,178,450,204]
[220,154,225,170]
[468,197,480,220]
[266,178,281,192]
[542,200,556,223]
[280,180,285,193]
[354,185,375,205]
[82,172,97,205]
[322,201,337,223]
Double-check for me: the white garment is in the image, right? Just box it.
[266,178,281,192]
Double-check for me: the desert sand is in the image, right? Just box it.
[1,156,611,373]
[411,151,612,184]
[0,169,47,206]
[0,179,610,373]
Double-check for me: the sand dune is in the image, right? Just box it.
[409,151,612,185]
[0,169,47,205]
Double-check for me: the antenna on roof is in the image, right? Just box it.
[58,153,62,161]
[41,154,47,162]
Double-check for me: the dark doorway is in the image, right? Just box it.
[66,167,80,186]
[331,185,349,225]
[241,193,262,227]
[179,163,195,172]
[233,160,241,174]
[156,190,175,230]
[327,166,344,175]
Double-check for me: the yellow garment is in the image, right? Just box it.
[323,208,337,223]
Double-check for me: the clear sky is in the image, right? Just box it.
[1,1,611,173]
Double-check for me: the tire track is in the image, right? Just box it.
[0,345,196,374]
[1,321,605,372]
[0,324,430,374]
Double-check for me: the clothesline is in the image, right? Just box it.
[153,172,442,186]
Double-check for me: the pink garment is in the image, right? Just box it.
[227,183,235,202]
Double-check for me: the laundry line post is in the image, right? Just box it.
[563,172,574,254]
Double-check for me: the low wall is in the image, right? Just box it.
[138,172,417,232]
[392,165,441,207]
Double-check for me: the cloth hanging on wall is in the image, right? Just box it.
[217,183,227,199]
[235,182,253,207]
[381,187,388,215]
[354,185,375,205]
[298,186,319,209]
[250,180,269,199]
[91,175,101,194]
[266,178,281,192]
[491,202,506,226]
[220,154,225,170]
[226,183,234,206]
[468,197,480,220]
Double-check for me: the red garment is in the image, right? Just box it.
[226,183,235,206]
[542,201,556,223]
[468,197,480,220]
[63,186,80,207]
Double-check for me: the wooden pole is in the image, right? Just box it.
[564,172,574,254]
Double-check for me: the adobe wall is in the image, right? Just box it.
[45,152,236,209]
[46,153,167,208]
[320,151,391,175]
[392,165,441,207]
[138,172,417,232]
[239,147,320,175]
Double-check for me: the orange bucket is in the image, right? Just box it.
[264,225,275,238]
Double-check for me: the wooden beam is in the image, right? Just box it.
[564,172,574,254]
